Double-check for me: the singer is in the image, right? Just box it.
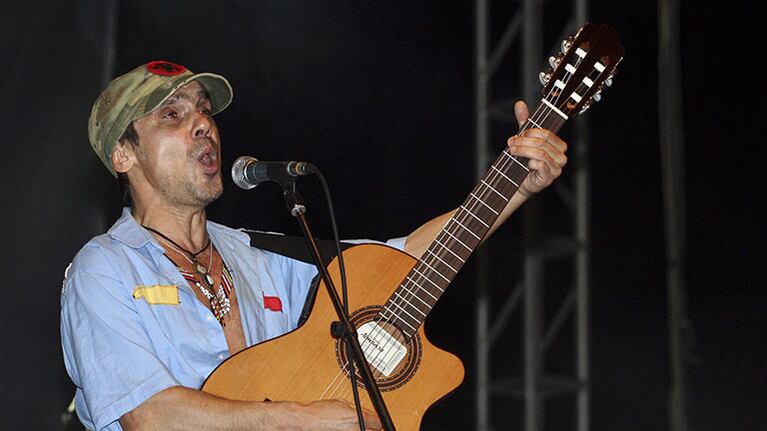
[60,60,567,431]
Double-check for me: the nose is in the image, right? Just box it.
[192,111,213,139]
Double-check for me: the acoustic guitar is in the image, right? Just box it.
[202,23,624,430]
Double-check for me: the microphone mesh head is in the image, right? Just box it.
[231,156,259,190]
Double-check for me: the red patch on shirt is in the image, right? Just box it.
[146,60,187,76]
[263,295,283,312]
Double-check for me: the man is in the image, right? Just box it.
[61,60,567,430]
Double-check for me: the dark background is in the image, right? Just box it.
[0,1,764,430]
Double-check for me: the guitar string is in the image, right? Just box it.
[363,62,580,366]
[324,48,590,397]
[324,98,560,402]
[321,96,559,401]
[329,53,602,401]
[320,100,558,401]
[322,118,549,402]
[358,55,591,379]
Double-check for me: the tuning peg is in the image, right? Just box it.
[539,72,551,86]
[604,78,613,87]
[593,92,602,102]
[548,56,560,68]
[561,38,572,53]
[578,101,593,115]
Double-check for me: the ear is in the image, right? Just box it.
[111,140,136,174]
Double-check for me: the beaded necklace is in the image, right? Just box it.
[142,225,233,324]
[178,262,234,324]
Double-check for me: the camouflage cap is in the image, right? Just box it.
[88,60,233,176]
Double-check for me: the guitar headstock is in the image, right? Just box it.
[539,23,625,117]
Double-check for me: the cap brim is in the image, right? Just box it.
[142,72,233,118]
[185,73,234,115]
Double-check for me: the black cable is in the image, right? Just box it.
[314,170,367,431]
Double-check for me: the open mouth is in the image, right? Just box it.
[197,149,219,174]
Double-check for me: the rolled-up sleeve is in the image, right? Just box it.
[385,236,407,251]
[61,249,181,431]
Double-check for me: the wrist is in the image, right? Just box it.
[517,184,536,199]
[259,401,314,430]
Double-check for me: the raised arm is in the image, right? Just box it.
[403,101,567,259]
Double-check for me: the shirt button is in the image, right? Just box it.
[217,353,225,360]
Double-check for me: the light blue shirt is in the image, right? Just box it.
[61,208,405,431]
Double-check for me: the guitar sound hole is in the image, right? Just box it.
[335,305,422,392]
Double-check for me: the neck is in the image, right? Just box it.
[132,201,210,252]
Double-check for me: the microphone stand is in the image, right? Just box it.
[279,180,396,431]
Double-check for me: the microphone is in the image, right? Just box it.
[231,156,316,189]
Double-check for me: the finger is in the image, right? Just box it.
[362,407,382,430]
[509,136,567,167]
[524,149,560,180]
[519,128,568,154]
[514,100,529,128]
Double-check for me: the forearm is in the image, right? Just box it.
[120,386,381,431]
[119,386,307,431]
[403,192,529,259]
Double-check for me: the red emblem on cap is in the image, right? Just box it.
[146,60,187,76]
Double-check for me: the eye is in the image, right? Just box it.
[161,109,178,120]
[200,106,213,116]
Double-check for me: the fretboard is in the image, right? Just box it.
[380,101,568,338]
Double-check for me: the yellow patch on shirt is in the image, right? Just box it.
[132,285,179,305]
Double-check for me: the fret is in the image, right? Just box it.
[442,229,473,252]
[490,165,519,187]
[527,118,543,128]
[469,193,499,215]
[418,259,451,283]
[386,297,422,324]
[411,268,445,292]
[380,308,417,332]
[392,291,428,316]
[405,276,439,301]
[425,249,459,274]
[459,205,490,228]
[433,238,466,263]
[479,180,509,202]
[451,218,482,241]
[501,151,530,172]
[396,284,433,308]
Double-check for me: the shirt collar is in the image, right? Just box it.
[107,207,159,250]
[207,219,252,246]
[107,207,252,250]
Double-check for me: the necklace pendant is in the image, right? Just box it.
[205,274,215,286]
[196,263,208,274]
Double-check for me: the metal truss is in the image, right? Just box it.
[474,1,590,430]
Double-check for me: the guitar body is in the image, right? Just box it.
[202,244,465,430]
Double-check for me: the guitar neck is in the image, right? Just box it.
[380,101,568,338]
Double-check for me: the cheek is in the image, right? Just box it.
[146,138,190,172]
